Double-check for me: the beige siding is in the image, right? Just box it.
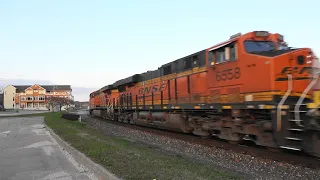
[4,85,16,109]
[25,89,33,94]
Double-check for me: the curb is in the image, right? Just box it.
[45,125,120,180]
[0,112,48,117]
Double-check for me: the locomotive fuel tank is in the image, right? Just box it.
[133,111,192,133]
[133,111,153,127]
[92,109,102,117]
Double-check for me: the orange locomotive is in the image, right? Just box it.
[89,30,320,157]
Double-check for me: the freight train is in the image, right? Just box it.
[89,31,320,157]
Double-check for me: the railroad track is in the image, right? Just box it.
[81,113,320,169]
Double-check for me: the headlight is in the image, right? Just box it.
[254,31,269,37]
[297,55,305,65]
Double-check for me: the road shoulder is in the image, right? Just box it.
[45,124,119,180]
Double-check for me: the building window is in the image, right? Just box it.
[39,96,45,101]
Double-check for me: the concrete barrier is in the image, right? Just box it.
[61,113,80,121]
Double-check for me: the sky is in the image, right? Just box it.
[0,0,319,101]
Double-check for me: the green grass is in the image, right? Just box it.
[39,112,239,180]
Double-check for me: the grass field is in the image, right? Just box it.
[38,112,239,180]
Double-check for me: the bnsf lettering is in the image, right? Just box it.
[276,66,319,81]
[138,83,167,94]
[280,66,315,75]
[138,88,144,94]
[216,67,241,81]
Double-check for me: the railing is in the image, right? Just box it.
[294,69,319,127]
[277,74,292,131]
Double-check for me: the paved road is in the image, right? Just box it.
[0,116,92,180]
[76,110,89,115]
[0,110,49,117]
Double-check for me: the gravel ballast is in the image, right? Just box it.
[84,115,320,180]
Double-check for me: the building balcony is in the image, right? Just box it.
[21,99,45,102]
[32,100,46,102]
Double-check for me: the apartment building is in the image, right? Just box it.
[74,101,89,109]
[3,84,73,110]
[3,85,16,109]
[0,88,3,109]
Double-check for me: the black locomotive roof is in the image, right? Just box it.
[112,74,140,87]
[99,85,113,92]
[109,49,206,89]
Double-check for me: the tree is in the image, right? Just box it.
[46,96,74,112]
[64,98,75,111]
[56,97,74,112]
[46,96,59,112]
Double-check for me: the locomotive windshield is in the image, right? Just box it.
[244,40,276,53]
[277,42,289,50]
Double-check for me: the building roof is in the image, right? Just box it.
[42,85,72,91]
[14,86,30,93]
[12,85,72,93]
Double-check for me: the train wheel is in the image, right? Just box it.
[129,113,135,124]
[302,130,320,158]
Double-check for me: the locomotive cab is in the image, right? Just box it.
[239,31,319,113]
[240,31,320,156]
[208,30,318,102]
[241,31,317,95]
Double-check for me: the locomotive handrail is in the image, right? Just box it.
[306,105,320,117]
[107,99,113,112]
[277,74,292,131]
[294,69,319,127]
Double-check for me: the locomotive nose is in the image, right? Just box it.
[309,50,320,106]
[274,48,316,83]
[290,48,314,67]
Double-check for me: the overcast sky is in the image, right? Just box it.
[1,0,319,101]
